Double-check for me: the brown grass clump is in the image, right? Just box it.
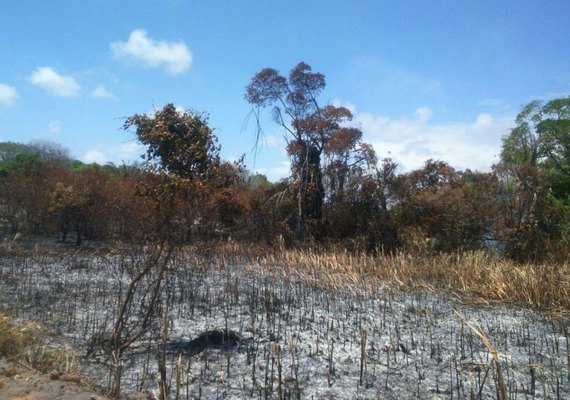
[215,242,570,311]
[0,309,40,358]
[0,310,79,374]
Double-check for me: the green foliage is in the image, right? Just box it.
[548,171,570,202]
[538,96,570,177]
[247,173,272,189]
[0,160,15,177]
[71,159,85,171]
[0,140,81,177]
[498,96,570,260]
[0,152,44,177]
[0,140,73,170]
[501,96,570,197]
[124,103,220,180]
[501,101,542,166]
[0,141,34,161]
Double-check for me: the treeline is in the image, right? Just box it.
[1,64,568,263]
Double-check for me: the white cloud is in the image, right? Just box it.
[29,67,80,97]
[83,149,107,164]
[92,84,115,99]
[255,161,291,183]
[414,107,433,123]
[111,29,192,75]
[261,134,284,149]
[331,98,357,114]
[353,106,514,172]
[246,98,515,181]
[82,142,144,164]
[48,121,62,134]
[0,83,19,107]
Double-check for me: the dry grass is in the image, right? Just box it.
[0,309,79,374]
[214,242,570,312]
[0,309,40,358]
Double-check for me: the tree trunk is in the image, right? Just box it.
[296,144,323,239]
[75,219,82,247]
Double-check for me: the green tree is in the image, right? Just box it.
[246,172,272,189]
[124,103,220,180]
[537,97,570,200]
[123,104,230,243]
[497,96,570,260]
[501,101,542,166]
[538,97,570,175]
[501,96,570,199]
[0,140,73,170]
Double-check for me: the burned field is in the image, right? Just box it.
[0,249,569,399]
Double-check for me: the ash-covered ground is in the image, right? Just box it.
[0,251,568,399]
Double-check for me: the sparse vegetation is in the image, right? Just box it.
[0,309,40,358]
[0,309,80,376]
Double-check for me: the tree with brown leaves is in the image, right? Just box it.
[246,62,370,239]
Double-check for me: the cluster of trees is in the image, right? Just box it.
[1,63,568,262]
[0,108,245,247]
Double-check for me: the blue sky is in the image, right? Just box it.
[1,1,569,181]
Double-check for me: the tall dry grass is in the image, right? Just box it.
[0,310,79,373]
[214,242,570,312]
[0,309,40,358]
